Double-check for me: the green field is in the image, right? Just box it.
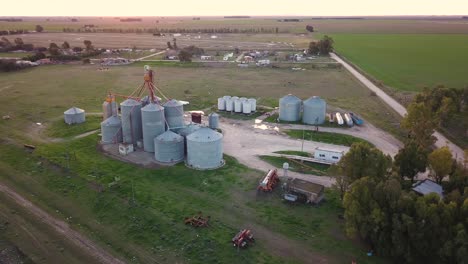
[331,34,468,92]
[286,130,372,147]
[259,155,330,175]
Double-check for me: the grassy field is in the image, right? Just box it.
[331,34,468,92]
[285,130,372,147]
[45,115,101,138]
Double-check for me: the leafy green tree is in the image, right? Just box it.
[166,41,172,49]
[308,41,319,55]
[394,140,428,183]
[83,40,93,51]
[178,49,192,62]
[318,35,334,55]
[61,41,70,49]
[14,38,24,47]
[428,146,453,184]
[401,102,437,150]
[35,25,44,32]
[48,42,60,56]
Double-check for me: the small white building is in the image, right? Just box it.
[313,147,345,164]
[119,143,134,156]
[200,55,212,60]
[256,59,270,66]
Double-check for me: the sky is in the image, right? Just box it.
[1,0,466,16]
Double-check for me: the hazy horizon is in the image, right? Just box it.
[1,0,467,17]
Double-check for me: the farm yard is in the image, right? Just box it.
[1,13,467,264]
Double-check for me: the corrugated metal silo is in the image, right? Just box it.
[302,96,326,125]
[186,128,223,169]
[242,101,251,114]
[234,99,242,113]
[248,98,257,112]
[121,99,143,144]
[217,98,225,111]
[178,123,201,153]
[240,97,247,102]
[232,96,239,101]
[163,99,185,130]
[279,94,301,122]
[154,130,184,163]
[225,98,234,111]
[64,107,86,125]
[208,112,219,129]
[101,115,123,144]
[102,101,112,120]
[141,103,165,152]
[223,95,231,101]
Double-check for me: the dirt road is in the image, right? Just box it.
[0,182,126,264]
[330,53,465,163]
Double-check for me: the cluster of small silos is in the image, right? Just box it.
[100,95,224,170]
[217,96,257,114]
[278,94,327,125]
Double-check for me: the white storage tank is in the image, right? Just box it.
[302,96,326,125]
[225,98,234,111]
[121,99,143,144]
[208,112,219,129]
[223,95,231,101]
[154,130,184,163]
[164,99,185,130]
[234,99,242,113]
[101,115,123,144]
[240,97,247,102]
[248,98,257,112]
[279,94,301,122]
[141,103,166,152]
[64,107,85,125]
[186,128,224,170]
[217,98,225,111]
[242,101,251,114]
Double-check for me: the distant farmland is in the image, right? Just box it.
[331,34,468,92]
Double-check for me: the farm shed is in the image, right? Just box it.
[313,147,344,164]
[285,178,325,204]
[412,179,443,198]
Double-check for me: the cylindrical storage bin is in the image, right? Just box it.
[231,96,239,101]
[163,99,185,130]
[177,123,201,154]
[208,112,219,129]
[223,95,231,101]
[154,130,184,163]
[240,97,247,102]
[225,98,234,111]
[302,96,326,125]
[64,107,86,125]
[186,128,223,169]
[242,101,251,114]
[191,112,202,124]
[279,94,301,122]
[248,98,257,112]
[120,99,142,144]
[101,115,122,144]
[102,101,112,120]
[217,98,225,111]
[141,103,165,152]
[234,100,242,113]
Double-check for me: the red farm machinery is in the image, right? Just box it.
[232,229,254,248]
[184,212,210,228]
[257,169,280,192]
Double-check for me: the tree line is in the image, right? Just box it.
[62,27,283,34]
[333,86,468,263]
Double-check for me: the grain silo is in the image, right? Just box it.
[223,95,231,101]
[234,99,242,113]
[64,107,85,125]
[101,115,123,144]
[302,96,326,125]
[164,99,185,130]
[208,112,219,129]
[154,130,184,163]
[240,97,247,102]
[178,123,201,153]
[121,99,143,144]
[225,98,234,111]
[248,98,257,112]
[217,98,225,111]
[186,128,223,169]
[141,103,165,152]
[279,94,301,122]
[102,101,112,120]
[242,101,251,114]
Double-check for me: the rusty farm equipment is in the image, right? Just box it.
[257,169,280,192]
[232,229,255,248]
[184,212,210,228]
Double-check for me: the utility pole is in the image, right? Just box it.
[301,128,305,152]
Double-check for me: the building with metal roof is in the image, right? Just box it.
[64,107,85,125]
[412,179,443,198]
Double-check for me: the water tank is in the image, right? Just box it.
[279,94,301,122]
[141,103,165,152]
[64,107,85,125]
[234,99,242,113]
[186,128,223,169]
[121,99,143,144]
[240,97,247,102]
[223,95,231,101]
[225,98,234,111]
[217,98,225,111]
[101,115,122,144]
[302,96,326,125]
[242,101,251,114]
[248,98,257,112]
[154,130,184,163]
[164,99,185,130]
[232,96,239,101]
[208,113,219,129]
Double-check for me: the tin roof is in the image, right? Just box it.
[64,107,84,114]
[280,94,301,103]
[412,179,443,198]
[121,98,141,106]
[187,127,222,142]
[101,115,121,125]
[141,102,164,112]
[155,130,183,142]
[163,99,183,107]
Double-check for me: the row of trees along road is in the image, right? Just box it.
[332,86,468,263]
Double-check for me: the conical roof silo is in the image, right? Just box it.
[154,130,184,163]
[141,103,165,152]
[279,94,301,122]
[186,127,223,170]
[101,115,123,144]
[302,96,326,125]
[163,99,185,130]
[120,99,142,144]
